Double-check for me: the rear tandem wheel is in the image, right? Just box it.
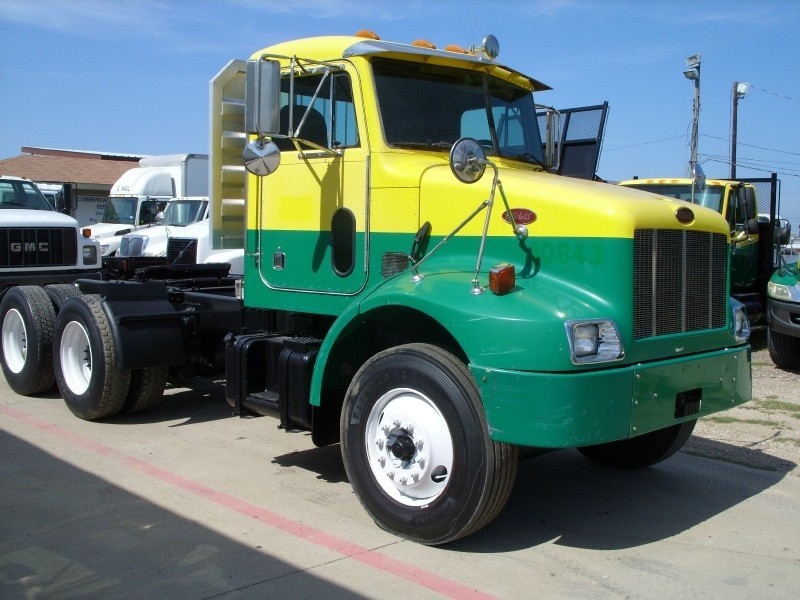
[53,294,131,420]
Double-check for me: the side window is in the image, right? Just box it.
[277,72,359,150]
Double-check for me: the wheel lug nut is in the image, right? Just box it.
[399,476,408,485]
[406,423,414,434]
[379,456,386,467]
[416,438,424,450]
[387,470,395,480]
[376,438,384,450]
[417,457,425,468]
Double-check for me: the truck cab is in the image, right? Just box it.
[0,175,101,293]
[88,153,208,256]
[117,196,209,258]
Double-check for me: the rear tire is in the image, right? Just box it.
[44,283,82,311]
[341,343,518,545]
[578,420,697,470]
[767,327,800,370]
[53,295,131,420]
[0,286,56,395]
[121,367,168,414]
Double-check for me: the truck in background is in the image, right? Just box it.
[766,250,800,369]
[118,196,209,258]
[0,175,101,292]
[618,174,797,368]
[0,33,752,544]
[87,153,208,256]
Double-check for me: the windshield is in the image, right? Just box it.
[0,179,54,211]
[103,197,164,225]
[372,58,545,164]
[625,183,726,213]
[162,199,208,226]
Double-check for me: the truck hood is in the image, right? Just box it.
[418,163,731,240]
[1,208,79,228]
[86,222,138,238]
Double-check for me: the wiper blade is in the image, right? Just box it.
[393,141,453,150]
[508,152,547,168]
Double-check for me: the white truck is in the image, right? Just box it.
[118,196,209,258]
[0,175,101,292]
[88,153,208,256]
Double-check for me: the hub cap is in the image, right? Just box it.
[60,321,93,395]
[365,387,454,507]
[2,309,27,374]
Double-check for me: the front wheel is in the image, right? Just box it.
[767,327,800,371]
[340,344,518,545]
[0,286,56,395]
[578,419,697,470]
[53,295,131,420]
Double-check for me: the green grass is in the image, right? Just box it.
[703,415,783,427]
[753,398,800,414]
[774,436,800,448]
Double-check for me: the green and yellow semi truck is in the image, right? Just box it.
[619,175,798,368]
[0,33,751,544]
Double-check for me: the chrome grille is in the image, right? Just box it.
[0,227,77,267]
[634,229,727,339]
[167,238,197,265]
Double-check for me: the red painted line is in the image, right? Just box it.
[1,404,495,600]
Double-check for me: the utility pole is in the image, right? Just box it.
[730,81,750,179]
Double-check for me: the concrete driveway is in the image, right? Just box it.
[1,374,798,599]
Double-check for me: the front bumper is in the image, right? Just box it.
[767,298,800,338]
[472,345,751,448]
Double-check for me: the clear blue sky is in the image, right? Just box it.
[2,0,799,228]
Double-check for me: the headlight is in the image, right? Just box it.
[731,299,750,342]
[767,280,800,301]
[565,320,624,365]
[82,245,97,265]
[123,236,147,257]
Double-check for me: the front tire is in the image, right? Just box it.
[578,420,696,470]
[767,327,800,370]
[0,286,56,395]
[53,295,131,420]
[340,344,518,545]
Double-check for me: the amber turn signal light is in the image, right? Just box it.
[489,263,515,295]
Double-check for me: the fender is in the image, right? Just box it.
[308,264,628,407]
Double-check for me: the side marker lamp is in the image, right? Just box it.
[489,263,515,295]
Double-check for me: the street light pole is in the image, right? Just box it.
[683,54,702,200]
[730,81,750,179]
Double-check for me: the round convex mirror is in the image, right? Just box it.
[449,138,487,184]
[243,140,281,176]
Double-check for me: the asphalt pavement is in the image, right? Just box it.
[2,374,798,599]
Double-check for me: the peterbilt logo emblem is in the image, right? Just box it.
[10,242,49,252]
[502,208,537,225]
[675,207,695,224]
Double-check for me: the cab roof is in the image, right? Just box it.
[254,34,551,92]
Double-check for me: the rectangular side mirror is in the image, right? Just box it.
[736,185,756,222]
[543,109,560,171]
[245,59,281,135]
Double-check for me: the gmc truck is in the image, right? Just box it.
[0,174,101,293]
[0,33,751,545]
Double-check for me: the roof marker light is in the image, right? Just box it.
[412,39,436,49]
[355,30,380,40]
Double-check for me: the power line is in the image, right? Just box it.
[700,155,800,179]
[700,133,800,157]
[750,85,800,105]
[603,135,685,151]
